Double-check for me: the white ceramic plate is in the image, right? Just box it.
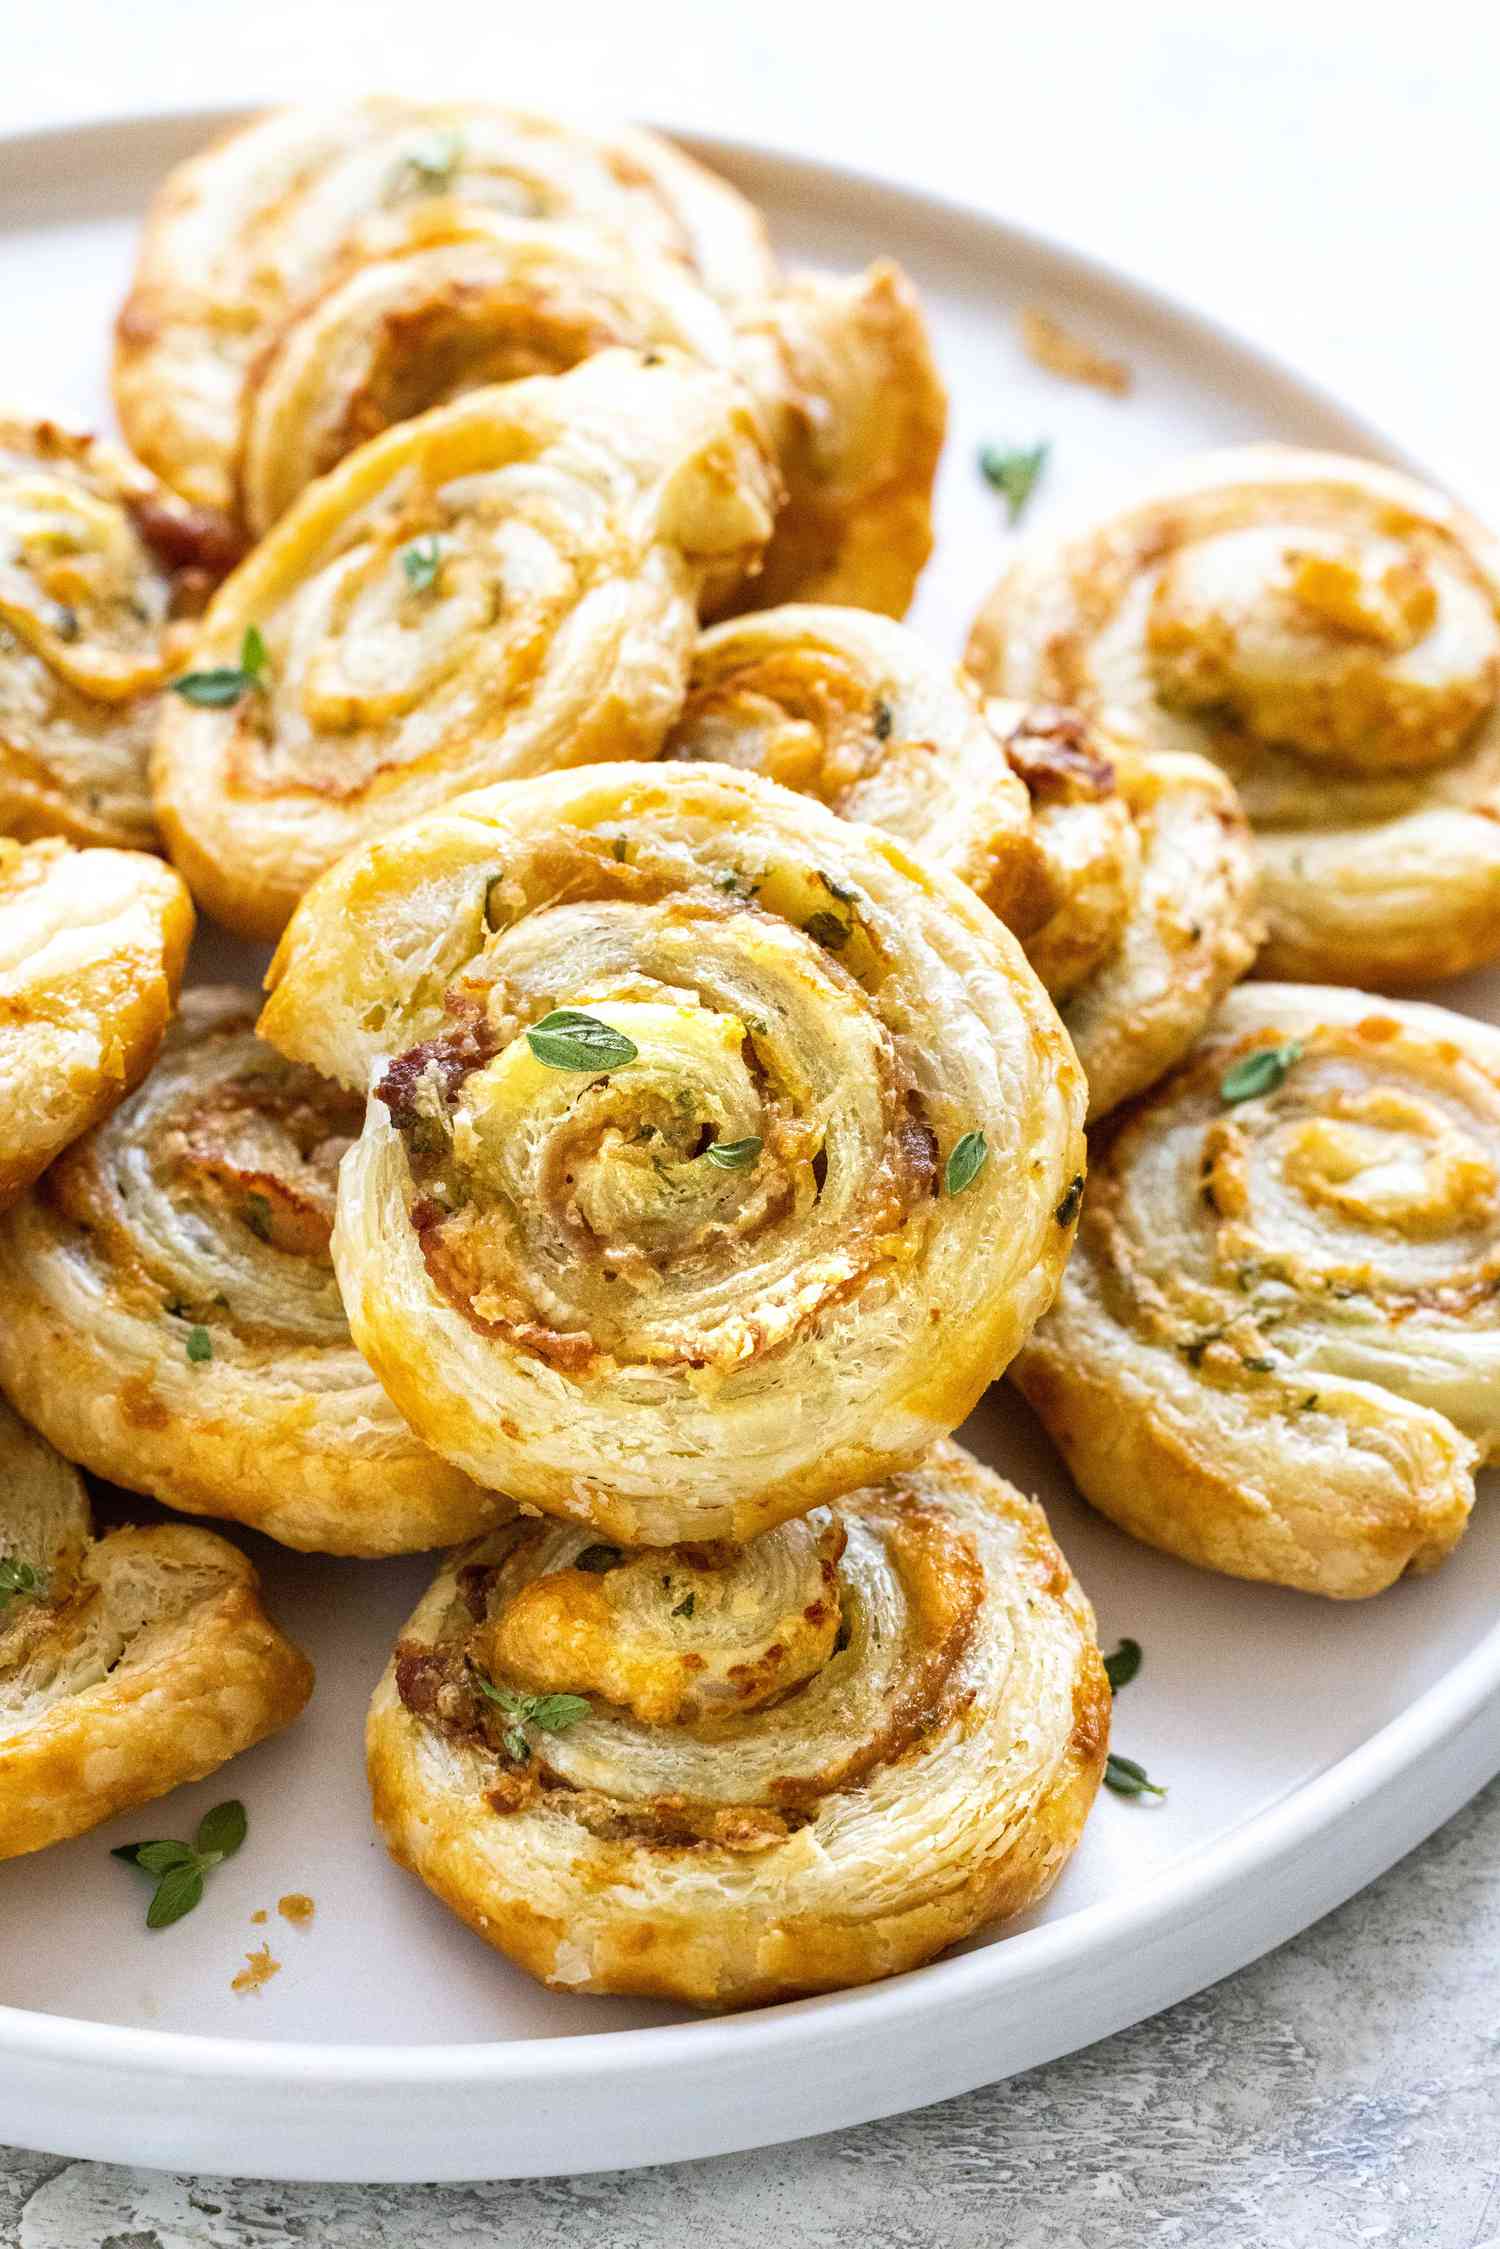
[0,107,1496,2187]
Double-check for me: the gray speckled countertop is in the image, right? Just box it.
[4,1776,1496,2247]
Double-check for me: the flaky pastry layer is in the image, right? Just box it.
[1015,983,1500,1595]
[367,1439,1107,2009]
[0,1396,312,1859]
[261,761,1086,1544]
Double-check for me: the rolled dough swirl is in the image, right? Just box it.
[259,761,1086,1544]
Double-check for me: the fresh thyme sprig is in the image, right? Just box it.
[525,1010,638,1073]
[1220,1041,1302,1105]
[172,624,270,708]
[1101,1638,1165,1801]
[113,1800,248,1928]
[944,1131,988,1196]
[471,1672,591,1763]
[979,440,1049,523]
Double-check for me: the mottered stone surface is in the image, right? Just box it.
[2,1777,1496,2249]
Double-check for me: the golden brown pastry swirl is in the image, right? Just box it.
[0,417,232,849]
[238,208,744,536]
[989,702,1262,1117]
[664,606,1260,1117]
[729,261,945,618]
[259,761,1087,1546]
[151,349,778,938]
[967,445,1500,986]
[116,102,942,619]
[663,603,1043,924]
[366,1439,1108,2008]
[1015,983,1500,1595]
[0,835,192,1211]
[0,987,502,1554]
[114,98,777,518]
[242,230,943,621]
[0,1396,312,1859]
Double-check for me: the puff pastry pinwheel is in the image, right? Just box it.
[114,98,777,520]
[662,603,1044,927]
[117,99,943,623]
[967,445,1500,987]
[989,702,1262,1117]
[259,762,1087,1546]
[730,260,946,619]
[0,835,192,1211]
[235,213,943,620]
[662,608,1260,1117]
[238,209,744,537]
[0,987,504,1556]
[0,416,235,849]
[1013,983,1500,1597]
[150,350,778,939]
[366,1438,1108,2008]
[0,1395,312,1860]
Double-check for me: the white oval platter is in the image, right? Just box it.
[0,106,1495,2186]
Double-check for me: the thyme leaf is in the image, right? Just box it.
[0,1557,44,1611]
[112,1800,247,1927]
[1220,1041,1303,1105]
[172,624,269,707]
[525,1010,637,1073]
[402,535,442,592]
[979,440,1049,523]
[1103,1638,1142,1692]
[945,1130,988,1197]
[1104,1752,1166,1801]
[702,1137,762,1170]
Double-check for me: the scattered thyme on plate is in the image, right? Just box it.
[1103,1637,1142,1691]
[1104,1753,1167,1801]
[979,439,1049,522]
[1102,1639,1165,1800]
[113,1800,249,1928]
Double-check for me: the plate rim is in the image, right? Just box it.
[0,98,1496,2169]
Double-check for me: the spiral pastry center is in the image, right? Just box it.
[1275,1091,1497,1238]
[466,997,768,1245]
[473,1510,846,1727]
[376,882,940,1370]
[302,522,506,721]
[399,1489,987,1834]
[667,646,892,803]
[1137,1024,1500,1322]
[0,465,168,702]
[1145,524,1499,773]
[48,1008,363,1349]
[170,1079,356,1265]
[246,485,569,795]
